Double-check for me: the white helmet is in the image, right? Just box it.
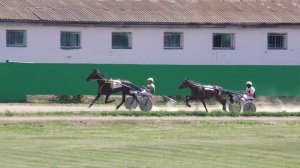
[246,81,252,85]
[147,78,154,82]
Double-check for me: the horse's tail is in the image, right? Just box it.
[221,89,234,103]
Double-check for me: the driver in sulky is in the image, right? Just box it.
[146,78,155,95]
[141,77,155,97]
[245,81,256,100]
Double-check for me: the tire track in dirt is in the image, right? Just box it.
[0,116,299,122]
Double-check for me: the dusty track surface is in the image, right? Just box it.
[0,116,299,122]
[0,103,116,113]
[0,103,299,112]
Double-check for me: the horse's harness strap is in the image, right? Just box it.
[99,80,108,94]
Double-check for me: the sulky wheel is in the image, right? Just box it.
[243,102,256,112]
[125,97,138,110]
[139,97,152,111]
[228,101,242,112]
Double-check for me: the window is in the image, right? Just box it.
[60,32,81,49]
[164,32,183,49]
[6,30,27,47]
[112,32,132,49]
[213,33,235,50]
[268,33,287,50]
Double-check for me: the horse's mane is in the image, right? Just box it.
[189,80,222,89]
[94,70,105,78]
[188,80,202,86]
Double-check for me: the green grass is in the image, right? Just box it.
[1,110,300,117]
[0,120,299,168]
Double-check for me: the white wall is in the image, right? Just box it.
[0,23,299,65]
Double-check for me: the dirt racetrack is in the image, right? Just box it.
[0,103,299,122]
[0,103,299,113]
[0,116,299,122]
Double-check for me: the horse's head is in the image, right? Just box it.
[86,69,105,82]
[179,78,192,89]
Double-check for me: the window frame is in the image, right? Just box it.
[60,31,81,49]
[6,30,27,47]
[112,32,132,49]
[163,32,183,49]
[212,33,235,50]
[267,33,287,50]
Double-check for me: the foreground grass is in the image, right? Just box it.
[0,120,299,168]
[2,110,300,117]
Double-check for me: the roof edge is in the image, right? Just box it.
[1,20,300,28]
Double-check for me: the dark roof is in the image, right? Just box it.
[0,0,299,25]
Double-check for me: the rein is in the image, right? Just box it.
[91,78,134,90]
[90,79,107,82]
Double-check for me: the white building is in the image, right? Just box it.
[0,0,299,65]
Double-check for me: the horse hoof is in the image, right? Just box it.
[187,105,191,107]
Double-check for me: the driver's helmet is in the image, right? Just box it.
[147,78,154,82]
[246,81,252,86]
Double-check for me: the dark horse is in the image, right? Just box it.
[179,79,232,112]
[86,69,140,109]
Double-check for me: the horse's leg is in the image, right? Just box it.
[215,95,227,111]
[116,92,126,110]
[186,96,191,107]
[89,92,101,108]
[201,100,208,112]
[132,93,139,103]
[221,99,227,111]
[104,94,115,104]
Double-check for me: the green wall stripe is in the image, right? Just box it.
[0,63,299,101]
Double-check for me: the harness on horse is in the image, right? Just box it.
[108,79,122,89]
[98,80,108,94]
[97,79,122,94]
[193,82,219,99]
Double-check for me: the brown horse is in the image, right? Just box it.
[86,69,140,109]
[179,79,231,112]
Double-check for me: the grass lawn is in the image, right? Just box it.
[0,119,299,168]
